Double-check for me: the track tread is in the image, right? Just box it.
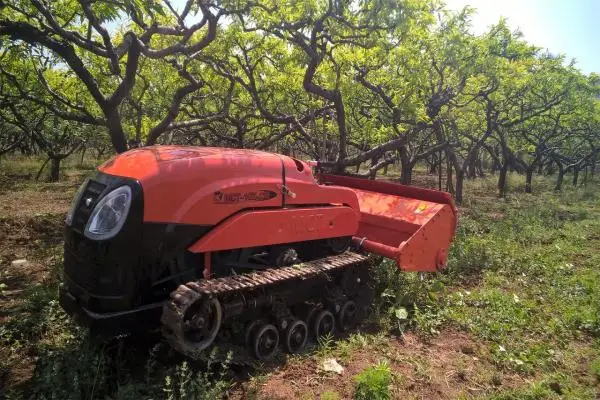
[161,251,371,363]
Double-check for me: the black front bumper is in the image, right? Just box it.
[59,285,164,338]
[61,171,211,338]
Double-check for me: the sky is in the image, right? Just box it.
[443,0,600,75]
[110,0,599,75]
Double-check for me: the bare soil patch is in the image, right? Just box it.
[0,183,73,219]
[230,329,530,399]
[0,210,66,391]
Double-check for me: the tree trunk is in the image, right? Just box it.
[321,114,328,161]
[371,155,380,167]
[554,162,564,191]
[399,147,411,185]
[467,157,477,179]
[50,157,61,182]
[438,152,443,191]
[445,158,454,195]
[572,168,579,186]
[334,95,348,171]
[400,167,412,185]
[428,154,438,174]
[491,158,500,173]
[445,148,462,202]
[455,168,464,204]
[105,108,128,153]
[476,156,485,178]
[236,130,244,149]
[498,164,508,198]
[96,146,107,160]
[399,163,412,185]
[525,167,534,194]
[79,146,86,166]
[36,157,51,181]
[369,155,380,179]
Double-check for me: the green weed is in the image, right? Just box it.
[320,390,340,400]
[353,360,391,400]
[161,353,232,400]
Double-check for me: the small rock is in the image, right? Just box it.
[491,375,502,386]
[11,259,27,267]
[321,358,344,375]
[549,382,562,395]
[460,344,474,355]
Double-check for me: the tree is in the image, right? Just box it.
[0,0,597,201]
[0,0,231,152]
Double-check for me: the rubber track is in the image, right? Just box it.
[161,252,370,363]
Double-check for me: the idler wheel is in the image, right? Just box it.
[284,319,308,353]
[312,309,335,340]
[337,300,357,331]
[326,236,352,254]
[252,323,280,360]
[182,297,222,351]
[245,319,265,347]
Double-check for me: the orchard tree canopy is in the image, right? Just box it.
[0,0,598,198]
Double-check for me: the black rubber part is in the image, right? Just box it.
[252,323,280,360]
[244,319,264,347]
[182,297,222,351]
[312,309,335,340]
[337,300,357,331]
[284,319,308,353]
[327,236,352,254]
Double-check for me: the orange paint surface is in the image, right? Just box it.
[189,206,359,253]
[320,174,457,272]
[99,146,457,273]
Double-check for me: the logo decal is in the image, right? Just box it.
[214,190,277,204]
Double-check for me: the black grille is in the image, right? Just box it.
[64,243,100,293]
[72,180,106,231]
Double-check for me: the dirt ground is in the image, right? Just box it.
[1,168,598,399]
[0,172,81,391]
[0,172,503,399]
[231,330,531,400]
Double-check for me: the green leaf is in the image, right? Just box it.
[394,307,409,320]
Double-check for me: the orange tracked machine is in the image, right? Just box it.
[60,146,457,360]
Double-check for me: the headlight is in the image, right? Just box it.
[65,179,88,226]
[84,185,132,240]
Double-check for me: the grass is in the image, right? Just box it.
[428,176,599,397]
[1,155,599,398]
[330,173,600,398]
[446,183,600,375]
[353,361,392,399]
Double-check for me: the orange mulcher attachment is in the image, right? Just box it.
[320,174,458,272]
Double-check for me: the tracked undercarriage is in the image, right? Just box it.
[161,251,376,363]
